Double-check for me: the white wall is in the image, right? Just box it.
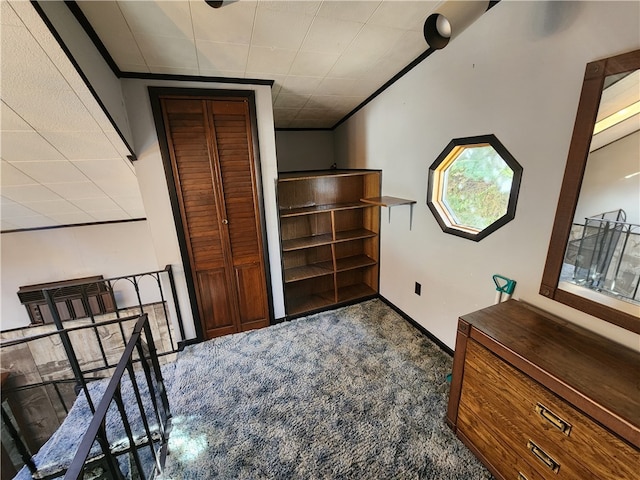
[574,131,640,224]
[275,130,335,172]
[335,1,640,350]
[0,221,158,330]
[122,79,285,340]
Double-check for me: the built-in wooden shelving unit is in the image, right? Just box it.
[277,170,381,316]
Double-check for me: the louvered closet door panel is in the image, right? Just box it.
[209,100,269,330]
[162,98,237,335]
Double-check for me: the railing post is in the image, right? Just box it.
[1,404,35,473]
[166,264,186,342]
[43,290,96,413]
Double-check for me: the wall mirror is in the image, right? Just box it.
[540,49,640,334]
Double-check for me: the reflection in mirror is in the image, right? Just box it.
[559,70,640,315]
[540,49,640,334]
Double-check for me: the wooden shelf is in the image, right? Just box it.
[282,228,376,252]
[334,228,377,243]
[284,261,333,283]
[335,255,377,273]
[282,233,333,252]
[279,201,376,218]
[286,290,336,316]
[361,196,416,229]
[337,283,377,303]
[361,196,416,207]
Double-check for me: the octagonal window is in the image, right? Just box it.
[428,134,523,241]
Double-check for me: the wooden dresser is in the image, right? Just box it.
[447,300,639,480]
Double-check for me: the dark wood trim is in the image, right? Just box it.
[539,49,640,334]
[1,218,146,235]
[121,71,273,87]
[31,1,135,158]
[378,295,454,356]
[64,1,122,76]
[332,48,435,130]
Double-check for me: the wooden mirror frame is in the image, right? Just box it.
[540,48,640,334]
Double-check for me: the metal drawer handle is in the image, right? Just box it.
[527,440,560,473]
[517,473,529,480]
[535,403,572,436]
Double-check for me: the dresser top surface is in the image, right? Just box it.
[459,300,640,441]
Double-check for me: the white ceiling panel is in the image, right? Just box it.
[316,1,381,23]
[0,0,22,26]
[289,51,340,77]
[0,103,33,132]
[196,40,250,73]
[1,184,62,204]
[45,211,96,225]
[1,198,39,219]
[252,8,314,50]
[45,181,108,200]
[135,33,199,69]
[1,220,20,231]
[69,196,121,213]
[40,131,121,161]
[191,0,257,44]
[300,16,363,55]
[72,159,135,182]
[23,199,84,216]
[7,215,59,229]
[1,131,65,162]
[90,209,132,222]
[258,1,322,16]
[281,76,324,95]
[368,0,438,30]
[5,87,102,133]
[1,161,38,186]
[246,46,297,75]
[12,161,89,185]
[118,1,193,39]
[274,93,311,109]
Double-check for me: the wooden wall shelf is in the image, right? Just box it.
[277,170,381,316]
[362,196,416,229]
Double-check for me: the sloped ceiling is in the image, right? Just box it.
[76,0,439,129]
[1,0,444,232]
[1,1,144,232]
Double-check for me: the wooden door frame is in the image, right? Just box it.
[148,87,274,341]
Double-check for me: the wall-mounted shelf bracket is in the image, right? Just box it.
[361,196,417,230]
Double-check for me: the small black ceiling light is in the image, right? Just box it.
[424,1,492,50]
[205,1,224,8]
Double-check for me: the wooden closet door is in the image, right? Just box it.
[160,96,269,339]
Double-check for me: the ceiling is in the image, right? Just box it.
[1,0,442,232]
[76,0,439,129]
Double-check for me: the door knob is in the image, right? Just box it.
[222,219,229,224]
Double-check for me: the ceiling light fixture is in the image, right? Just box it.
[593,101,640,135]
[424,1,490,50]
[205,1,224,8]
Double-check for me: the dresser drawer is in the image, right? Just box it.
[457,405,553,480]
[458,339,639,480]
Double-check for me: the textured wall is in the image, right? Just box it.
[334,1,640,350]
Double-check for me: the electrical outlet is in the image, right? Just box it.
[415,282,421,295]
